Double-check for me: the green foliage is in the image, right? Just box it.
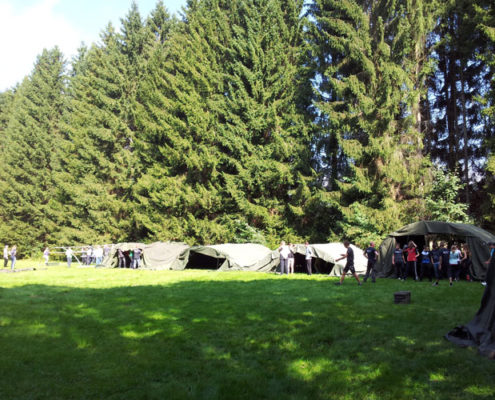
[0,48,67,254]
[308,0,435,245]
[424,167,471,223]
[135,0,313,245]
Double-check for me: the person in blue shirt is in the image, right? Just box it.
[392,242,405,280]
[363,241,379,283]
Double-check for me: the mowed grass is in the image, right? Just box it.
[1,261,494,400]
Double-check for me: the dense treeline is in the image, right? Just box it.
[0,0,494,254]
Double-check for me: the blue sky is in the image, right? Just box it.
[0,0,187,91]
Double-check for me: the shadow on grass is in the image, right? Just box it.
[0,278,493,400]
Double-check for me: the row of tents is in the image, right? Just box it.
[100,221,495,280]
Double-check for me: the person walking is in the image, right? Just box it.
[278,241,290,275]
[304,242,313,275]
[392,242,405,280]
[43,247,50,266]
[335,241,362,286]
[3,245,8,268]
[10,245,17,270]
[363,241,378,283]
[65,247,73,268]
[405,241,419,281]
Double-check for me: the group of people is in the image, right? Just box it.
[117,248,142,269]
[393,240,472,286]
[3,245,17,270]
[277,241,314,275]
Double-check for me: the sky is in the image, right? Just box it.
[0,0,187,91]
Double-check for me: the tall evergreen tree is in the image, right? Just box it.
[308,0,436,245]
[135,0,313,246]
[0,48,66,252]
[55,3,172,245]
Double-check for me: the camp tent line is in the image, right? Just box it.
[376,221,495,280]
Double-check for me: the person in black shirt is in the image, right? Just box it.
[363,241,379,283]
[335,241,362,286]
[392,242,405,280]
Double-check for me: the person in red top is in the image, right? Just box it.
[405,240,419,281]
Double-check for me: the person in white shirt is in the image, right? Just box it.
[43,247,50,265]
[305,242,313,275]
[65,247,73,268]
[278,241,290,275]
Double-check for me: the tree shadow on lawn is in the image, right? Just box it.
[0,279,493,400]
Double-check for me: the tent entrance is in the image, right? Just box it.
[293,254,335,275]
[185,252,226,269]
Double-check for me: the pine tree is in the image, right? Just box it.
[135,0,313,246]
[308,0,435,246]
[0,48,67,253]
[55,2,173,245]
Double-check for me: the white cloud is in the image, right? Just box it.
[0,0,84,91]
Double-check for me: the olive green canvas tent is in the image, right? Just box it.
[376,221,495,280]
[446,260,495,359]
[173,243,279,272]
[103,242,190,270]
[293,243,368,276]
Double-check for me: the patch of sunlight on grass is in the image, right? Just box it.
[121,329,163,339]
[289,358,333,380]
[429,372,446,382]
[464,386,495,396]
[395,336,416,345]
[192,317,208,323]
[203,345,231,360]
[76,338,90,349]
[246,312,262,321]
[280,339,299,352]
[144,312,167,321]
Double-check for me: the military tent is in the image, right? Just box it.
[174,243,279,272]
[445,259,495,359]
[293,243,368,276]
[103,242,190,270]
[376,221,495,280]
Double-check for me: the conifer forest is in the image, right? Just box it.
[1,0,494,254]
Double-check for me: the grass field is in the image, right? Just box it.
[1,261,494,399]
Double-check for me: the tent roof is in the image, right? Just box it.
[177,243,279,271]
[388,221,495,242]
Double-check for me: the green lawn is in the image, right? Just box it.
[0,262,494,400]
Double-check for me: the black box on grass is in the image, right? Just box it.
[394,291,411,304]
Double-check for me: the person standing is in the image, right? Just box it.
[363,241,378,283]
[419,246,433,282]
[117,248,126,268]
[43,247,50,265]
[460,244,472,281]
[3,245,8,268]
[132,248,142,269]
[405,241,419,281]
[335,241,362,286]
[449,244,462,286]
[431,243,442,286]
[287,243,295,274]
[278,241,290,275]
[10,245,17,270]
[65,247,73,268]
[392,242,405,280]
[86,247,92,265]
[304,242,313,275]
